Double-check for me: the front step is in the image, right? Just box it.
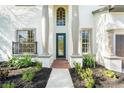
[51,59,70,68]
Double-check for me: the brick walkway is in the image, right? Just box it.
[51,59,70,68]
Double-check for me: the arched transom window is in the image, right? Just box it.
[56,7,66,26]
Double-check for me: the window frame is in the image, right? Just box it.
[14,28,37,54]
[16,28,36,43]
[56,7,66,26]
[80,28,92,54]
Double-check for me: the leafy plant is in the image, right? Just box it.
[8,56,19,68]
[22,69,35,81]
[80,70,87,80]
[85,68,93,77]
[85,78,95,88]
[74,62,95,88]
[73,62,82,75]
[19,55,32,67]
[0,69,9,79]
[83,54,96,68]
[80,68,93,80]
[35,61,42,71]
[2,82,15,88]
[8,55,32,68]
[104,70,117,79]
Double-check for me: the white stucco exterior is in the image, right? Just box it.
[0,5,124,72]
[93,6,124,72]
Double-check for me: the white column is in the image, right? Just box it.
[72,5,80,55]
[42,5,49,55]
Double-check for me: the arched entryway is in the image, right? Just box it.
[54,5,68,59]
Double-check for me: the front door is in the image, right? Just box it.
[56,33,66,58]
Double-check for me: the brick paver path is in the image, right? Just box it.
[51,59,70,68]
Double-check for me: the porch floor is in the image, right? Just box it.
[51,59,70,68]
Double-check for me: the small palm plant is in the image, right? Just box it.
[83,54,96,68]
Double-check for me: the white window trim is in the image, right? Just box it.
[16,28,36,42]
[80,28,92,55]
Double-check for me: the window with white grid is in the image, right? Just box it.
[81,29,91,54]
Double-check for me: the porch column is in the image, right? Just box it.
[72,5,80,55]
[42,5,49,55]
[107,31,114,56]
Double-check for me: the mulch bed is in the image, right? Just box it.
[0,67,52,88]
[69,65,124,88]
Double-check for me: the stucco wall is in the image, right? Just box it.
[93,10,114,65]
[79,5,105,28]
[0,5,108,62]
[79,5,104,55]
[0,6,48,61]
[0,15,12,61]
[94,10,124,67]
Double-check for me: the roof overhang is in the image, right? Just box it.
[92,5,124,14]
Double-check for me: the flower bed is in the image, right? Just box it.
[69,64,124,88]
[0,56,52,88]
[0,66,52,88]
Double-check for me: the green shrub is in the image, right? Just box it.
[73,62,82,75]
[2,82,15,88]
[104,70,117,79]
[74,63,94,80]
[35,62,42,71]
[8,56,19,67]
[78,68,95,88]
[83,54,95,68]
[22,69,35,81]
[74,62,95,88]
[80,70,87,80]
[80,68,93,80]
[8,55,32,68]
[0,69,9,79]
[85,68,93,77]
[19,55,32,67]
[85,78,95,88]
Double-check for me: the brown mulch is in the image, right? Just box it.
[0,67,52,88]
[69,65,124,88]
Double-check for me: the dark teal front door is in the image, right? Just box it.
[56,33,66,58]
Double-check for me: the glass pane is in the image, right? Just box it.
[82,31,90,53]
[18,30,35,43]
[18,31,28,43]
[85,32,89,42]
[28,31,34,42]
[56,7,65,26]
[58,35,64,56]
